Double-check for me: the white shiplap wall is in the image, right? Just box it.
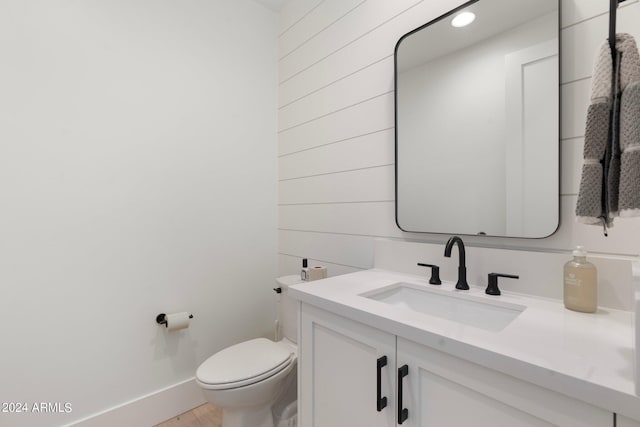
[277,0,640,277]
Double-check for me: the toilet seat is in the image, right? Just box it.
[196,338,294,390]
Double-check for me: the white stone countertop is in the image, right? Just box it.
[288,268,639,420]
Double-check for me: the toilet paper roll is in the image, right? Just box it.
[307,266,327,281]
[165,312,191,332]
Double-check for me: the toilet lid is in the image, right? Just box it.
[196,338,293,388]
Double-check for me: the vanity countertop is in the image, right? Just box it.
[289,268,638,420]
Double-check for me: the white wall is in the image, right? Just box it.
[0,1,277,426]
[277,0,640,275]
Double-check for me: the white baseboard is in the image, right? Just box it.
[65,377,206,427]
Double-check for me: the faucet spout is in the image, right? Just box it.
[444,236,469,290]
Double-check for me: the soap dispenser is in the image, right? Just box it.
[563,246,597,313]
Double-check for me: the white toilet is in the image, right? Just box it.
[196,275,301,427]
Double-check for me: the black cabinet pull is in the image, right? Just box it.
[398,364,409,424]
[376,356,388,411]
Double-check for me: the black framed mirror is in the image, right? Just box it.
[395,0,560,238]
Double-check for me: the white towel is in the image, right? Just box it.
[575,38,615,226]
[618,35,640,216]
[576,33,640,228]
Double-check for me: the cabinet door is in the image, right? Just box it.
[299,304,396,427]
[397,337,612,427]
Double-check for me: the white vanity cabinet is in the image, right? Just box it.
[299,303,613,427]
[299,304,397,427]
[398,337,610,427]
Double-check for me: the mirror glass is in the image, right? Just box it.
[395,0,559,238]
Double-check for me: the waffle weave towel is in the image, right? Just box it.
[576,33,640,228]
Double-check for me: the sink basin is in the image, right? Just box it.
[361,282,525,332]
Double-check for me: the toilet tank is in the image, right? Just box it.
[276,275,303,344]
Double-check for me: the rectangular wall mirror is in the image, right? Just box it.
[395,0,559,238]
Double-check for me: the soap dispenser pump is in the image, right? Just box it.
[563,246,597,313]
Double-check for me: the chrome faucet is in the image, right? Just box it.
[444,236,469,290]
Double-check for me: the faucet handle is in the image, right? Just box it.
[485,273,519,296]
[417,263,442,285]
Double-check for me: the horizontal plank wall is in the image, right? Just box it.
[278,0,640,275]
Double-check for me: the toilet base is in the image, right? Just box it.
[197,338,298,427]
[222,403,274,427]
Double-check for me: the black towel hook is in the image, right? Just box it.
[609,0,628,56]
[599,0,629,237]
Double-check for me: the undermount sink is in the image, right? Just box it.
[361,282,526,332]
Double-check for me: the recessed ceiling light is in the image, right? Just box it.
[451,11,476,28]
